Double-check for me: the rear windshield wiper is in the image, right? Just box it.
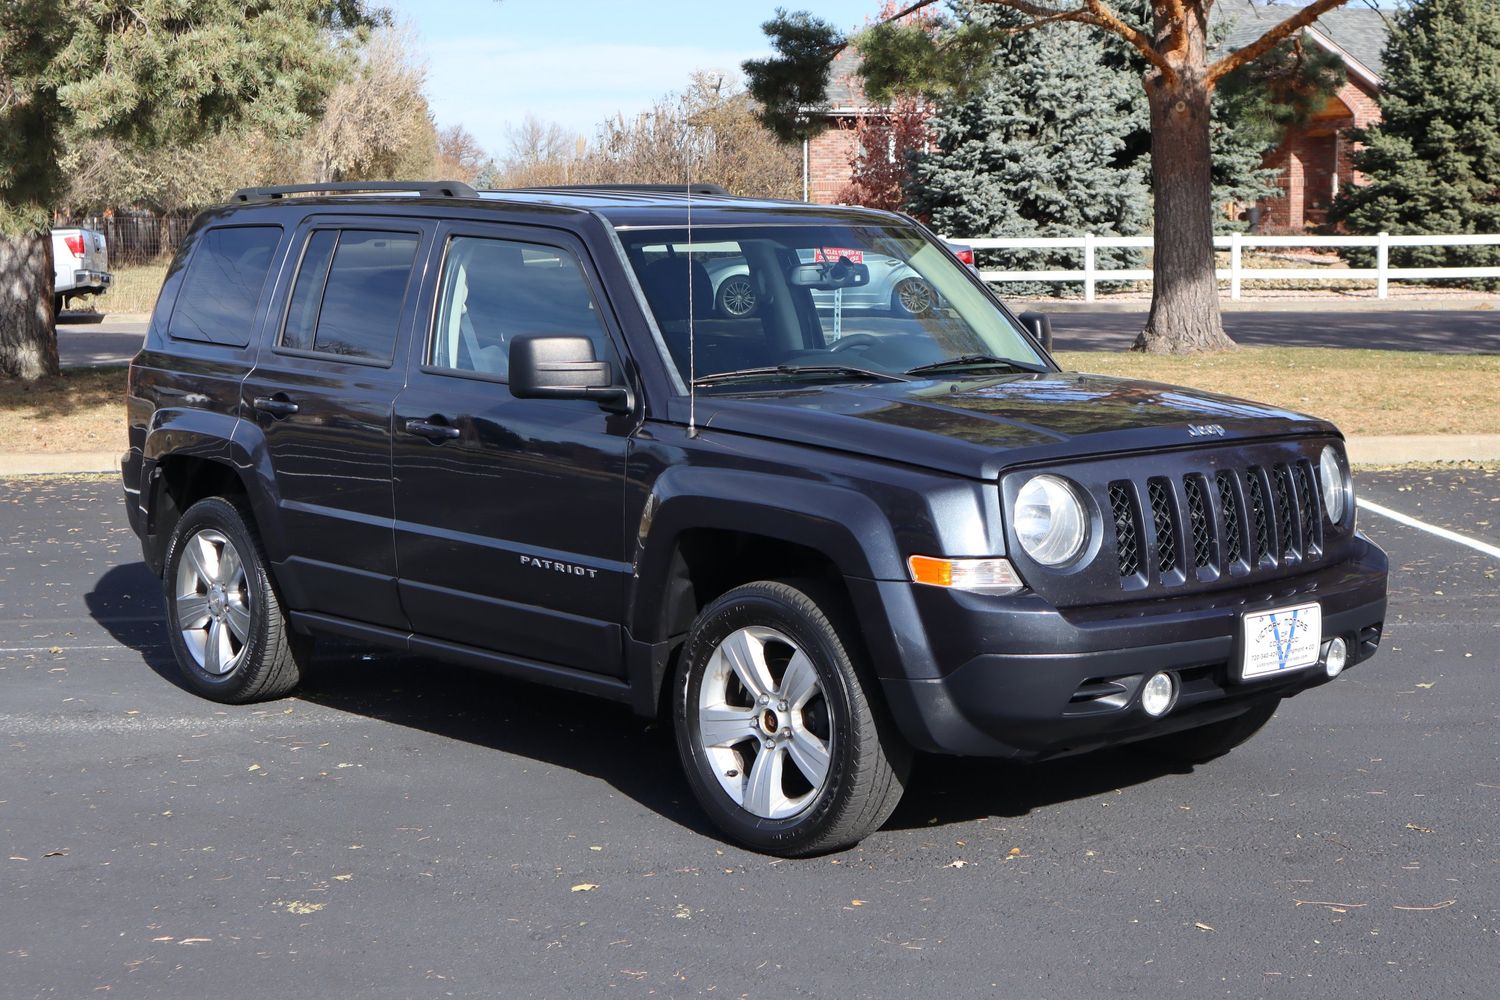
[903,354,1045,377]
[692,365,908,388]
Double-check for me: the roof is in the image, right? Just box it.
[1215,0,1391,82]
[825,48,869,111]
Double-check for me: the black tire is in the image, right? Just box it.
[891,277,934,317]
[53,294,64,316]
[1134,698,1280,765]
[715,274,758,317]
[161,496,310,704]
[673,580,910,856]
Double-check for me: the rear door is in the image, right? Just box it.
[391,221,635,675]
[242,216,432,629]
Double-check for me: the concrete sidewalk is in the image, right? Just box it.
[6,436,1499,478]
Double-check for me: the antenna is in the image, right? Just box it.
[686,168,697,436]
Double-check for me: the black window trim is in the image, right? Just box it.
[164,222,285,349]
[417,224,619,387]
[271,223,424,369]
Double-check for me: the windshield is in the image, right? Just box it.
[615,223,1046,389]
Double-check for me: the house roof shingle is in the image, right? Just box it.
[1215,0,1392,79]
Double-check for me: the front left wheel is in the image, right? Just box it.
[162,497,310,703]
[673,581,909,856]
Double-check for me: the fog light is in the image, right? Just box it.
[1325,636,1348,678]
[1141,671,1177,717]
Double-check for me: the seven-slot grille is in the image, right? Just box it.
[1108,461,1323,585]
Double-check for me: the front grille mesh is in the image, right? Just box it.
[1293,461,1319,553]
[1147,479,1177,574]
[1215,471,1242,565]
[1273,465,1297,558]
[1247,472,1270,565]
[1183,475,1213,569]
[1106,458,1326,588]
[1109,482,1139,578]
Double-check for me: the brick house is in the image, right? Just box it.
[1219,0,1390,231]
[802,2,1391,233]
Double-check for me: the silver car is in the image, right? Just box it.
[705,245,951,319]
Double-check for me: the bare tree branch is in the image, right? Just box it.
[1207,0,1351,84]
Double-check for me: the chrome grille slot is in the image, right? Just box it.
[1109,481,1140,578]
[1215,470,1242,565]
[1147,478,1178,575]
[1183,474,1214,570]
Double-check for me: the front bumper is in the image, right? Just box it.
[873,534,1388,759]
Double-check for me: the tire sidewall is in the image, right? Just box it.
[674,588,857,853]
[162,498,273,700]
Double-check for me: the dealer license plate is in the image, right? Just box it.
[1240,602,1321,681]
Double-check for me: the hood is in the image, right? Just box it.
[697,371,1338,479]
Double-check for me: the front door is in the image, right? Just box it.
[391,222,636,675]
[242,218,430,628]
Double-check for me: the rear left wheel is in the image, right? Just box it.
[673,580,909,856]
[163,497,310,703]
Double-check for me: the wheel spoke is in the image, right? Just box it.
[721,629,775,701]
[224,600,251,643]
[184,534,217,585]
[699,705,757,748]
[176,593,211,629]
[744,744,786,818]
[203,619,226,674]
[786,730,831,788]
[779,651,820,710]
[217,542,242,587]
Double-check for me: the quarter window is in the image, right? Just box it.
[281,229,418,362]
[168,226,283,346]
[429,236,611,379]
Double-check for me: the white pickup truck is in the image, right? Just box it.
[52,226,112,314]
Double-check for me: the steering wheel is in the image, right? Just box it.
[827,334,880,352]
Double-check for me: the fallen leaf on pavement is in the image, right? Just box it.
[571,883,598,893]
[1194,922,1215,932]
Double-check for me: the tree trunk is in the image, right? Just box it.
[1135,67,1236,354]
[0,231,61,380]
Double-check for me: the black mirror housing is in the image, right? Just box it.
[509,336,632,412]
[1018,311,1054,352]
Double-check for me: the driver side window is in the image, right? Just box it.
[429,236,613,380]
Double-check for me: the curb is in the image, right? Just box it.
[0,452,121,477]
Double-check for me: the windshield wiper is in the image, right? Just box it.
[903,354,1045,377]
[692,365,908,388]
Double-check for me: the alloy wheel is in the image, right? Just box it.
[174,528,251,676]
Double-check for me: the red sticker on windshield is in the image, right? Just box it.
[814,248,864,264]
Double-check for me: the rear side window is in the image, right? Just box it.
[280,229,419,362]
[168,226,283,346]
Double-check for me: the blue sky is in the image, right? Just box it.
[385,0,877,157]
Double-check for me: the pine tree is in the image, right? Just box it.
[0,1,374,380]
[904,11,1150,296]
[1331,0,1500,285]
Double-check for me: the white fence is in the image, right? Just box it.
[951,232,1500,301]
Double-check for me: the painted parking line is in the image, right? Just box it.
[1357,498,1500,560]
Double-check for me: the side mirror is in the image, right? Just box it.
[1018,311,1053,352]
[509,336,633,413]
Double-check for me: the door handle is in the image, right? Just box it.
[404,418,461,441]
[252,396,299,417]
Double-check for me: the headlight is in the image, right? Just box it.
[1319,445,1351,524]
[1013,474,1087,566]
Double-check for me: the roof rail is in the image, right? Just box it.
[508,183,731,197]
[228,180,479,204]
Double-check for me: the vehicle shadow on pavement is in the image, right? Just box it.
[84,563,1182,841]
[887,751,1186,830]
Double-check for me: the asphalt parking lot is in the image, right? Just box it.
[1,469,1496,999]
